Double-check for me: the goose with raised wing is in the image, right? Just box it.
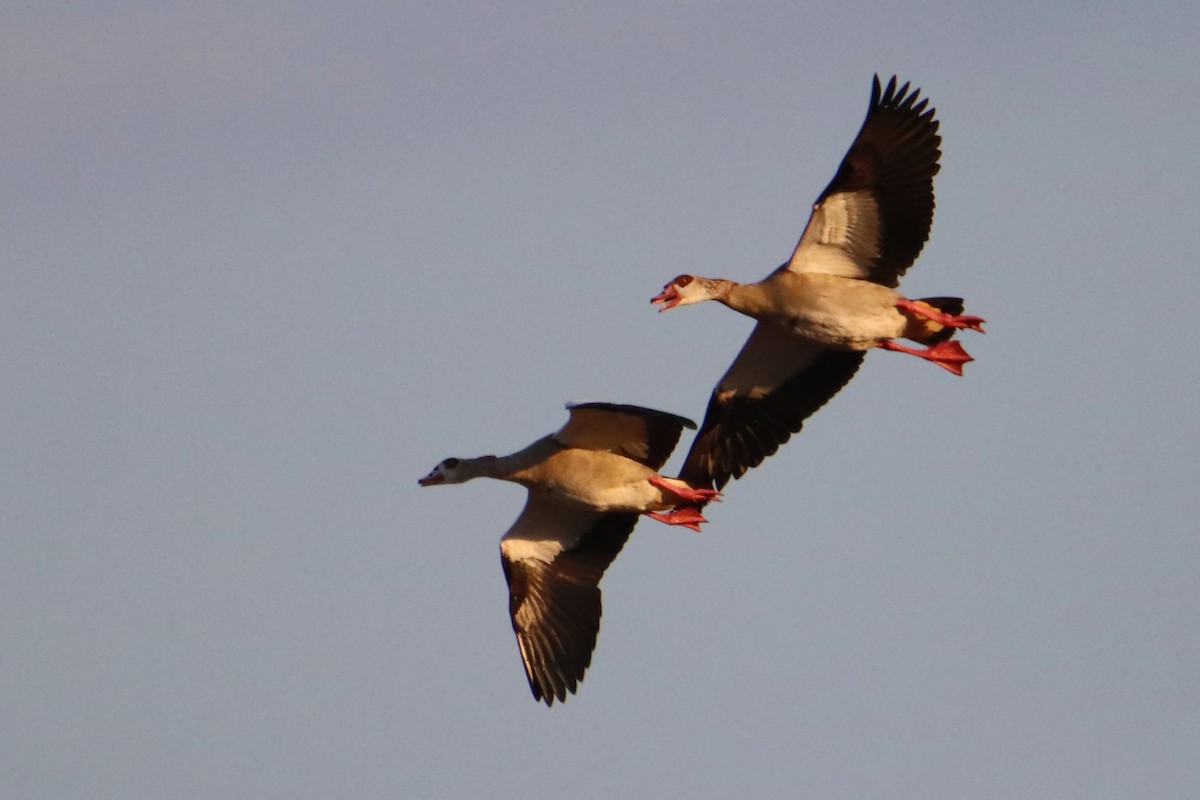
[652,75,985,491]
[418,401,718,705]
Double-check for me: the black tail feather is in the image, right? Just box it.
[914,297,964,344]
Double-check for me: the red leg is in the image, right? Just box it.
[644,507,707,532]
[647,474,721,503]
[878,339,974,376]
[897,297,986,333]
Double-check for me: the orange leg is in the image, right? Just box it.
[878,339,973,376]
[647,474,721,503]
[644,507,708,532]
[897,297,986,333]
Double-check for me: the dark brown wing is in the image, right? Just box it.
[499,502,639,706]
[556,402,696,470]
[679,324,865,490]
[787,75,941,288]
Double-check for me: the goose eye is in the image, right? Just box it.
[443,458,461,469]
[676,275,694,287]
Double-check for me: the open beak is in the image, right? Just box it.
[418,473,444,487]
[650,285,680,311]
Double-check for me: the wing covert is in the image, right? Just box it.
[555,402,695,469]
[679,325,865,490]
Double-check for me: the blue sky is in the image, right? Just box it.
[3,2,1198,798]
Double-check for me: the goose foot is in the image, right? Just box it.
[644,507,708,532]
[878,339,974,376]
[897,298,986,333]
[647,475,721,503]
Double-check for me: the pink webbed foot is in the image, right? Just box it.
[647,474,722,504]
[878,339,974,376]
[897,298,987,333]
[644,507,708,532]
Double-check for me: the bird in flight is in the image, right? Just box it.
[419,402,718,705]
[652,75,985,491]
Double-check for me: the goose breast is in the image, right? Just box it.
[525,449,662,512]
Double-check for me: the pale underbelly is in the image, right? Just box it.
[777,309,906,350]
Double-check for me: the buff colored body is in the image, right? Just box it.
[697,271,953,350]
[432,436,711,519]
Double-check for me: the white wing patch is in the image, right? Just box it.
[718,324,829,400]
[500,535,564,565]
[818,193,880,254]
[499,494,597,565]
[789,191,881,279]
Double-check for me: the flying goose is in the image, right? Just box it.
[651,75,985,491]
[418,402,718,705]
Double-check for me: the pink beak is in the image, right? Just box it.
[418,474,444,487]
[650,286,680,311]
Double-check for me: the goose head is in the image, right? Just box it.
[651,275,719,310]
[418,455,496,486]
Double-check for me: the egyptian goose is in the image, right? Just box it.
[418,402,718,705]
[651,75,985,491]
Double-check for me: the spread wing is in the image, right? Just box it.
[499,497,638,706]
[787,75,941,288]
[554,402,696,470]
[679,324,866,490]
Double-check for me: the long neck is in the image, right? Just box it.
[711,277,771,317]
[463,436,557,484]
[704,277,736,305]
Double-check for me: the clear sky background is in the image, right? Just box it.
[3,2,1198,798]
